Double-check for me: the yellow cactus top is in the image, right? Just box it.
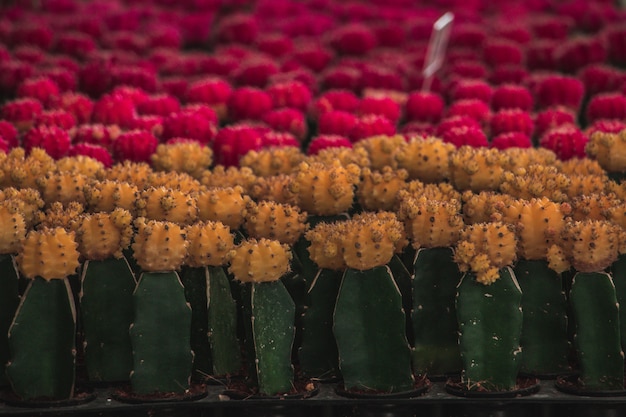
[36,171,89,207]
[200,165,257,194]
[397,193,464,249]
[56,155,106,178]
[311,146,371,168]
[565,175,609,199]
[249,174,299,205]
[357,167,408,211]
[497,197,571,261]
[449,146,513,192]
[0,203,26,255]
[37,201,83,230]
[196,186,251,230]
[305,221,348,270]
[502,147,557,171]
[394,137,455,183]
[185,221,234,267]
[0,187,44,227]
[586,130,626,173]
[83,180,139,215]
[131,217,188,272]
[461,191,514,224]
[290,160,360,216]
[0,147,56,190]
[340,211,405,270]
[561,219,623,273]
[239,147,305,177]
[151,141,213,179]
[16,227,80,280]
[454,222,518,285]
[499,165,570,202]
[405,181,462,209]
[145,171,203,194]
[228,238,292,283]
[106,161,153,189]
[353,135,406,171]
[136,186,199,225]
[75,208,133,260]
[557,157,607,177]
[569,193,617,221]
[243,200,308,245]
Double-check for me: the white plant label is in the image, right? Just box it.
[422,12,454,92]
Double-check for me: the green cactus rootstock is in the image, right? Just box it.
[207,265,241,377]
[299,268,342,380]
[6,278,76,400]
[610,253,626,354]
[0,254,20,387]
[80,258,135,383]
[334,266,414,393]
[456,267,523,392]
[570,271,624,391]
[412,247,463,377]
[389,254,414,346]
[130,271,193,394]
[514,259,570,376]
[247,280,296,396]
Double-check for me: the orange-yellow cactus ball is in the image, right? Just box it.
[357,167,408,211]
[146,171,203,195]
[75,208,133,260]
[305,221,348,271]
[561,219,621,273]
[106,161,153,189]
[0,147,56,189]
[200,166,257,194]
[394,137,455,183]
[311,146,371,169]
[0,187,44,228]
[83,180,140,215]
[151,141,213,179]
[197,186,251,230]
[239,147,305,177]
[244,201,308,245]
[353,135,406,171]
[290,160,360,216]
[449,146,512,192]
[132,218,188,272]
[228,238,292,283]
[0,203,26,254]
[136,186,198,225]
[56,155,105,178]
[185,221,234,268]
[37,201,84,230]
[17,227,80,280]
[249,174,299,206]
[36,171,89,207]
[586,130,626,173]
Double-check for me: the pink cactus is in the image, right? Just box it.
[490,109,534,137]
[1,98,44,132]
[16,76,60,107]
[349,114,396,142]
[162,111,217,145]
[451,80,493,104]
[436,115,482,137]
[539,125,588,160]
[261,131,300,148]
[0,120,18,148]
[185,77,232,119]
[586,93,626,125]
[490,132,533,150]
[533,75,585,112]
[534,107,577,139]
[318,110,358,137]
[491,84,533,112]
[72,124,121,150]
[34,109,77,130]
[405,91,445,124]
[554,36,607,73]
[54,31,97,58]
[263,108,308,142]
[227,87,273,122]
[358,96,401,124]
[585,119,626,136]
[442,125,488,148]
[49,92,94,124]
[112,130,159,163]
[483,40,524,67]
[266,80,312,111]
[447,99,491,126]
[212,125,264,167]
[310,89,360,120]
[39,66,78,92]
[327,23,377,56]
[68,143,113,167]
[136,94,181,117]
[91,93,136,128]
[23,125,71,159]
[307,134,352,155]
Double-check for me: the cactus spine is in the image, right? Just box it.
[569,271,624,391]
[456,267,523,391]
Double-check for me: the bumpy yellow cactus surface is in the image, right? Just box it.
[394,137,455,183]
[586,130,626,173]
[56,155,105,178]
[357,167,408,211]
[569,194,617,221]
[185,221,234,267]
[290,160,360,216]
[561,219,622,273]
[497,197,571,261]
[557,158,606,177]
[305,221,348,270]
[565,175,608,199]
[0,203,26,254]
[132,218,188,272]
[201,165,257,194]
[37,201,83,230]
[502,147,557,171]
[75,208,133,260]
[137,186,198,225]
[0,147,56,189]
[151,141,213,179]
[340,211,405,270]
[36,171,89,206]
[228,238,292,283]
[239,147,305,177]
[462,191,513,224]
[197,186,250,229]
[84,180,139,214]
[0,187,44,227]
[249,174,298,205]
[244,201,308,245]
[454,222,518,285]
[499,165,569,202]
[353,135,406,171]
[449,146,512,192]
[17,227,80,280]
[311,146,371,168]
[397,192,464,249]
[145,171,202,194]
[106,161,153,189]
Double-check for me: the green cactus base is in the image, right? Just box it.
[6,277,76,400]
[456,267,523,392]
[80,258,135,383]
[334,266,414,393]
[412,247,463,377]
[570,271,624,391]
[610,253,626,354]
[299,268,342,380]
[130,271,193,395]
[389,254,414,347]
[515,259,570,376]
[0,254,20,387]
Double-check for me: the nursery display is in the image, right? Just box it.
[3,0,626,414]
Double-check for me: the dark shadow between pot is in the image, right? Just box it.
[555,374,626,397]
[445,376,540,398]
[0,386,96,408]
[222,379,319,400]
[335,376,430,399]
[110,383,207,404]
